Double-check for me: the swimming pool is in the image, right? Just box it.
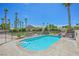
[19,35,61,51]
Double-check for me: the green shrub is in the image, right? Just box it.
[17,34,21,37]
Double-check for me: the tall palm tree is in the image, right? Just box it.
[8,19,10,30]
[42,22,45,34]
[19,21,21,29]
[25,18,27,31]
[4,8,8,43]
[11,24,14,40]
[24,18,28,32]
[63,3,71,32]
[14,12,19,29]
[19,20,22,33]
[76,23,79,29]
[47,23,50,33]
[17,18,20,33]
[25,18,27,28]
[22,21,24,29]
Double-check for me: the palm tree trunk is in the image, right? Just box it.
[25,20,27,32]
[11,24,13,40]
[68,3,71,32]
[4,12,7,43]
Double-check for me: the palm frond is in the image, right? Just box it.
[63,3,71,7]
[4,8,8,12]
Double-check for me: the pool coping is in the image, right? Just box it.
[16,35,62,53]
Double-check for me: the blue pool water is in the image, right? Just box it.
[19,35,61,51]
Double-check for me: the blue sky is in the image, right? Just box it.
[0,3,79,27]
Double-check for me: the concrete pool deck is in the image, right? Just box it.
[0,34,79,56]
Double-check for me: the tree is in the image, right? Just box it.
[4,8,8,27]
[24,18,28,32]
[1,18,5,30]
[46,23,50,33]
[4,8,8,43]
[7,19,10,30]
[19,20,23,32]
[14,12,19,29]
[74,23,79,30]
[25,18,27,28]
[46,24,57,30]
[63,3,71,32]
[19,21,22,29]
[22,21,24,31]
[76,24,79,26]
[42,22,45,34]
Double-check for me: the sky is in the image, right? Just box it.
[0,3,79,27]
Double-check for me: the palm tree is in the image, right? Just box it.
[76,24,79,26]
[4,8,8,43]
[19,21,21,29]
[7,19,10,30]
[63,3,71,32]
[47,23,50,33]
[19,21,24,35]
[19,20,22,33]
[14,12,20,33]
[25,18,27,28]
[14,12,19,29]
[22,21,24,29]
[24,18,28,32]
[76,23,79,29]
[4,8,8,26]
[42,22,45,34]
[11,24,14,40]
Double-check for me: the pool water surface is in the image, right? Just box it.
[19,35,61,51]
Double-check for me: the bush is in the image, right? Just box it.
[17,34,21,37]
[74,26,79,30]
[10,28,26,32]
[19,28,26,32]
[11,28,18,32]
